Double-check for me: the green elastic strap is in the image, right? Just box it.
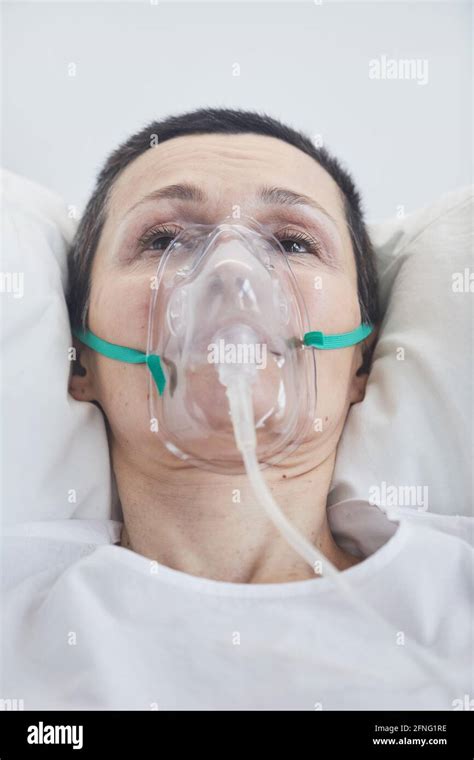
[73,322,373,397]
[72,327,166,396]
[303,322,373,349]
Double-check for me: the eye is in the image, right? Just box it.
[148,235,175,252]
[138,224,181,253]
[276,228,323,257]
[280,238,309,255]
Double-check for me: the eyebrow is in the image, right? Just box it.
[258,185,337,224]
[123,182,338,225]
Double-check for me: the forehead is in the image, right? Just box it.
[107,132,345,224]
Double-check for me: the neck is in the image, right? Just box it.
[114,444,359,584]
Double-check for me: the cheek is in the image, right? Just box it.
[88,271,157,442]
[312,348,356,443]
[88,272,152,351]
[316,348,354,404]
[301,270,360,433]
[299,268,361,333]
[94,357,151,443]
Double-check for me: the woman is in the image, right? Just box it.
[2,109,471,710]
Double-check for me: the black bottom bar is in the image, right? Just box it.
[0,710,472,757]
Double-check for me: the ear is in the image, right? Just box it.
[69,338,98,402]
[348,326,379,405]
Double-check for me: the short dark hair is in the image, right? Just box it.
[67,107,379,337]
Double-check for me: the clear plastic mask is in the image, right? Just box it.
[146,217,317,473]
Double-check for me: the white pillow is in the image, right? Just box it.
[329,186,473,517]
[1,169,471,524]
[1,169,114,526]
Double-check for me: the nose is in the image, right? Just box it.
[206,269,258,312]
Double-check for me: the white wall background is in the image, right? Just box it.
[2,0,472,222]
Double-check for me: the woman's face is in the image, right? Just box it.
[70,132,369,472]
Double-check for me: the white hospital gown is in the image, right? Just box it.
[1,499,472,710]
